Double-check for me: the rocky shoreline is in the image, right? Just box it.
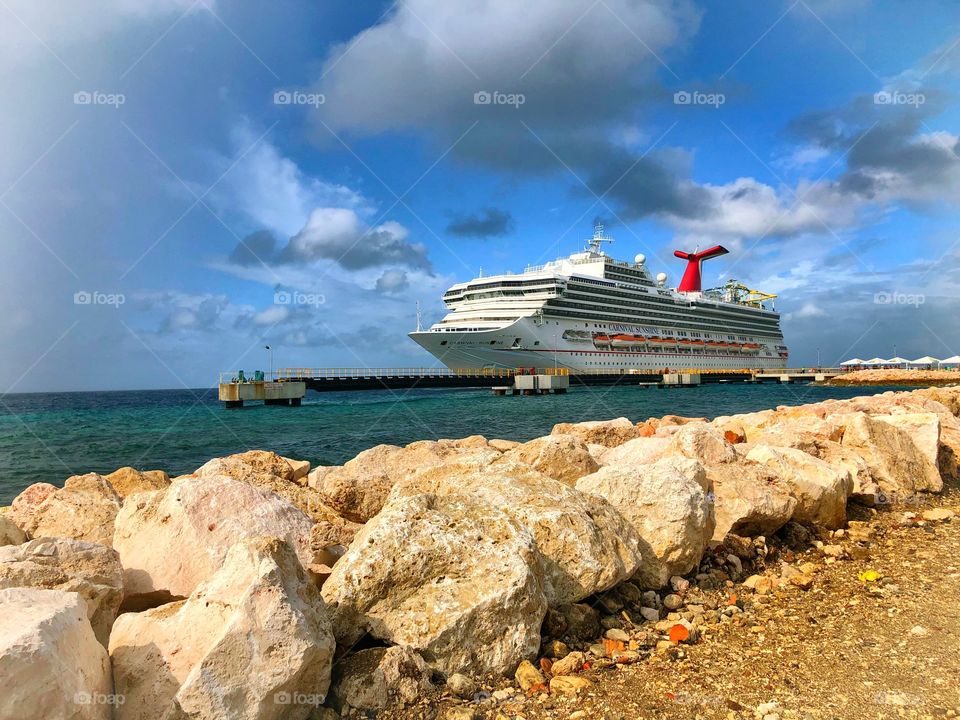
[2,385,960,719]
[826,369,960,386]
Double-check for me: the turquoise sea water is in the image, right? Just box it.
[0,383,904,504]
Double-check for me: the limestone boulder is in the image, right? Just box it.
[309,514,363,553]
[837,412,942,494]
[0,514,26,546]
[666,423,737,465]
[103,467,170,499]
[8,482,57,531]
[745,446,852,528]
[196,449,297,482]
[576,457,713,589]
[0,538,123,646]
[389,459,643,605]
[329,647,434,712]
[709,462,798,540]
[195,450,337,522]
[322,493,546,676]
[872,413,941,468]
[503,433,599,484]
[281,457,311,483]
[10,474,121,547]
[113,475,315,606]
[110,536,335,720]
[0,588,111,720]
[489,439,520,452]
[814,440,880,502]
[550,417,639,448]
[310,437,500,523]
[599,436,670,467]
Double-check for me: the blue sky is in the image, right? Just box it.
[1,0,959,391]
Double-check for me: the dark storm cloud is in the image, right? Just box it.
[446,207,515,238]
[228,214,433,273]
[229,230,278,267]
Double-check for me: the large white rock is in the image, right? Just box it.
[746,446,852,528]
[195,450,342,524]
[329,646,434,712]
[576,457,713,589]
[110,536,335,720]
[872,413,941,468]
[503,433,599,485]
[599,436,671,467]
[0,588,112,720]
[0,514,26,546]
[113,475,315,606]
[0,538,123,646]
[322,493,546,676]
[103,467,170,499]
[838,412,943,493]
[10,475,121,547]
[709,463,798,540]
[310,437,500,523]
[813,440,880,502]
[550,417,640,448]
[666,423,738,465]
[389,459,643,605]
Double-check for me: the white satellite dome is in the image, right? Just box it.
[634,253,646,265]
[656,272,668,285]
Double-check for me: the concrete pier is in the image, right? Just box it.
[219,381,306,408]
[493,373,570,396]
[662,372,702,388]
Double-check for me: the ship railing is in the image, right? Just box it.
[220,367,833,383]
[271,367,525,380]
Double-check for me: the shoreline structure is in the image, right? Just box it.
[2,382,959,717]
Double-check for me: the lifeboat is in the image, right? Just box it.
[610,334,645,348]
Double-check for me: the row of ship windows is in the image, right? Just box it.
[560,290,778,325]
[567,281,777,319]
[546,305,780,338]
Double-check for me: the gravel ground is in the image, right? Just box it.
[374,489,960,720]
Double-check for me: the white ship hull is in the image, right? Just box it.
[410,225,788,372]
[410,317,788,372]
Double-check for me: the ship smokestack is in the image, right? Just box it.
[674,245,729,292]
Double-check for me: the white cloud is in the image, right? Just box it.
[0,0,207,64]
[219,124,369,239]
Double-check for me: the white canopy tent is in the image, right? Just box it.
[940,355,960,368]
[886,356,910,367]
[863,358,889,366]
[908,356,941,367]
[840,358,865,366]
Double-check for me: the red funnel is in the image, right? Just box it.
[674,246,729,292]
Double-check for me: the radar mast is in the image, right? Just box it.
[585,222,614,254]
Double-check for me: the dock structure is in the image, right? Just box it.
[217,367,842,406]
[218,379,306,408]
[752,370,840,384]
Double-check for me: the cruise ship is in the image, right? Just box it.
[409,225,788,372]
